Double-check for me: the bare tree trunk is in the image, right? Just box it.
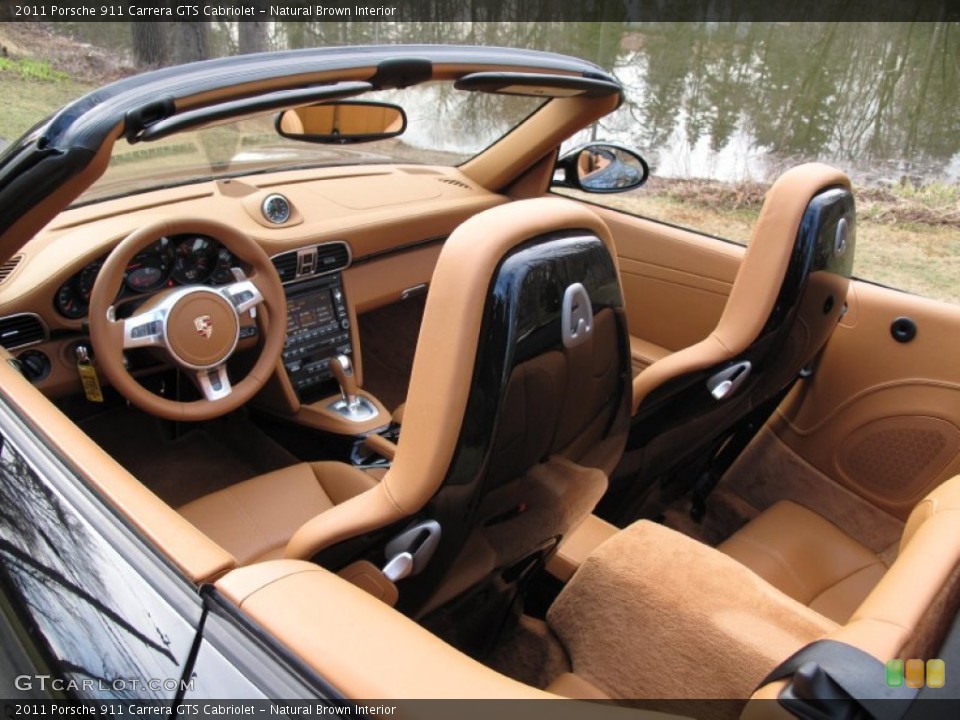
[172,21,210,64]
[131,22,168,67]
[239,1,270,54]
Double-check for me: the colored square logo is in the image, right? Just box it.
[906,658,925,689]
[926,659,945,689]
[886,659,904,687]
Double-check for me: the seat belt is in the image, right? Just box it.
[760,639,917,720]
[690,386,790,521]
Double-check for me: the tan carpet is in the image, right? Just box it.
[79,408,299,507]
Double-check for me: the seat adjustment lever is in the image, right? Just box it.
[381,520,441,582]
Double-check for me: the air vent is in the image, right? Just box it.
[272,252,299,284]
[0,255,23,284]
[0,313,47,350]
[438,178,472,190]
[271,241,351,284]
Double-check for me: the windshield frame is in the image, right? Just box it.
[73,81,554,207]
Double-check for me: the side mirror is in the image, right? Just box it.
[553,143,649,193]
[276,101,406,144]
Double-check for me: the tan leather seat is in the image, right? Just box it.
[178,462,377,566]
[718,500,887,624]
[547,476,960,705]
[745,475,960,711]
[601,163,856,524]
[177,196,630,625]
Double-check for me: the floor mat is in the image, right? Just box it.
[78,408,299,508]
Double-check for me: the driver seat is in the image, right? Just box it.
[177,197,630,603]
[177,461,379,566]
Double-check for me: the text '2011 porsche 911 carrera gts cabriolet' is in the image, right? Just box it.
[0,39,958,720]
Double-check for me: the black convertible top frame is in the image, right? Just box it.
[0,45,621,247]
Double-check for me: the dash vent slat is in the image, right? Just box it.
[0,255,23,284]
[271,241,351,285]
[0,314,47,350]
[437,178,472,190]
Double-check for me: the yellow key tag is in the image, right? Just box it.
[77,352,104,403]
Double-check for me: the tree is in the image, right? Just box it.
[172,21,210,64]
[131,22,168,67]
[239,0,270,55]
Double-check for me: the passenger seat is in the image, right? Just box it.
[719,478,960,624]
[545,475,960,703]
[717,500,888,623]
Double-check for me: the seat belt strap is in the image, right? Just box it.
[760,639,917,720]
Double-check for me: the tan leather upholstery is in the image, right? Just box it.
[629,335,670,376]
[546,513,618,583]
[178,462,377,565]
[719,501,887,624]
[0,354,236,584]
[747,475,960,704]
[286,197,622,561]
[215,560,556,699]
[178,197,622,565]
[632,163,850,413]
[549,476,960,706]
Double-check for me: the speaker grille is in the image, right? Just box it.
[838,417,959,502]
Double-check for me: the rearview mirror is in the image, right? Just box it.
[276,101,406,144]
[553,143,649,193]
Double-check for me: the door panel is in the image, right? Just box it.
[589,206,742,353]
[0,401,202,700]
[771,280,960,518]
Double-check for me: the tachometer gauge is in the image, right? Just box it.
[210,247,240,285]
[173,235,219,284]
[124,237,174,292]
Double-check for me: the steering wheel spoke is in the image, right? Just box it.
[220,278,264,315]
[195,364,232,401]
[122,308,166,349]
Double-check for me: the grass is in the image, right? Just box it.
[561,180,960,305]
[0,59,94,141]
[0,23,956,305]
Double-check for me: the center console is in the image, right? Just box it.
[282,273,353,398]
[271,242,395,449]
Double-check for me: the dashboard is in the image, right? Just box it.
[0,164,505,404]
[54,234,244,319]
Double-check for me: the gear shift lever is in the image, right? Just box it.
[330,354,360,411]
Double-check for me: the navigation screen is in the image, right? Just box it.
[287,289,335,334]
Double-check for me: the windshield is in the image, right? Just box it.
[76,83,546,205]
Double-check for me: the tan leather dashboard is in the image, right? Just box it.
[0,164,505,399]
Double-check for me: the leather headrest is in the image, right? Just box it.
[714,162,851,355]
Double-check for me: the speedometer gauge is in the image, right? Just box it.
[124,237,174,292]
[173,235,219,284]
[54,258,104,319]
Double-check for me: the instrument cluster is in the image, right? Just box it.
[54,234,244,319]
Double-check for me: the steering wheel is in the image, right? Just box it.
[88,218,286,422]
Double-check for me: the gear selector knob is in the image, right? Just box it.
[330,354,359,410]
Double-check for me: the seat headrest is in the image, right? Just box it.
[713,162,851,356]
